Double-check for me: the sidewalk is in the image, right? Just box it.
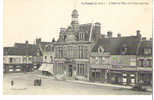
[66,80,132,89]
[66,80,152,92]
[34,74,152,92]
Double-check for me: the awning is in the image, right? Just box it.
[38,63,54,74]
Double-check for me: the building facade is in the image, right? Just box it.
[36,38,55,75]
[53,9,100,80]
[51,9,152,86]
[137,39,152,86]
[3,41,41,73]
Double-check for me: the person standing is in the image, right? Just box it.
[10,80,14,89]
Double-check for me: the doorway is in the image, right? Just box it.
[68,65,73,77]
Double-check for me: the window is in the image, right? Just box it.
[45,56,47,59]
[9,58,13,63]
[79,46,84,59]
[77,64,85,76]
[79,32,85,40]
[98,47,104,53]
[143,60,148,67]
[23,57,27,63]
[52,46,54,52]
[67,46,73,58]
[28,57,32,61]
[148,59,152,67]
[144,48,152,55]
[57,63,64,74]
[9,66,13,68]
[50,56,53,62]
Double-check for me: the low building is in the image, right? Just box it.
[91,31,143,86]
[36,38,55,76]
[3,41,41,73]
[137,39,152,86]
[89,51,110,82]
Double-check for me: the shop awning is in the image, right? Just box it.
[38,63,54,74]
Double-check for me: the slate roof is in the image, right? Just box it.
[91,36,140,55]
[4,43,38,56]
[58,23,101,42]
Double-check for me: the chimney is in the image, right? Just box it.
[25,40,28,44]
[136,30,142,39]
[25,40,29,49]
[107,31,112,38]
[142,37,146,40]
[36,38,41,46]
[117,33,121,38]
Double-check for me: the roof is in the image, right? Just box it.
[4,43,38,56]
[58,23,101,42]
[91,36,140,55]
[39,42,53,51]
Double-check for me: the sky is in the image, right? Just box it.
[3,0,152,46]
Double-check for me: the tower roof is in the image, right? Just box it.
[72,9,79,17]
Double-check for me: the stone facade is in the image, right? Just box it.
[53,42,92,80]
[53,9,99,80]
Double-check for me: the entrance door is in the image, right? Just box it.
[68,65,73,77]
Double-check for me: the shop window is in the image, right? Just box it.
[96,72,100,78]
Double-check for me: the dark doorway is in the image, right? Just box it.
[68,65,73,77]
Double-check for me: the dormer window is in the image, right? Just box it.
[144,48,152,55]
[79,32,84,40]
[98,47,104,53]
[121,44,127,54]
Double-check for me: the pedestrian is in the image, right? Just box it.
[39,78,42,86]
[11,80,14,88]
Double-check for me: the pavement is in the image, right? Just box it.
[34,73,152,92]
[66,80,132,89]
[3,72,152,95]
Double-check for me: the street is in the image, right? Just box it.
[3,72,152,95]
